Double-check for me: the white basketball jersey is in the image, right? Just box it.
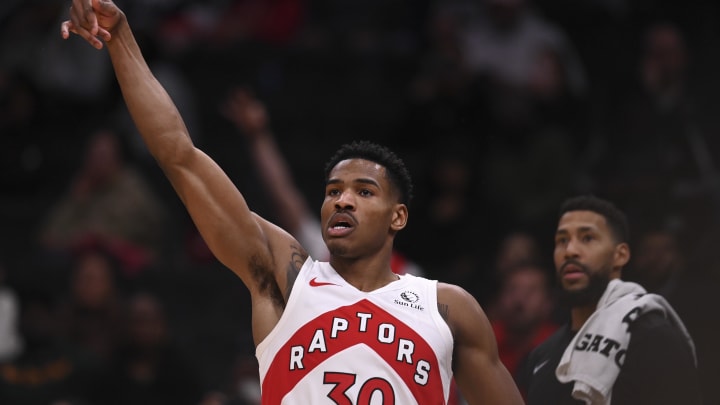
[256,257,455,404]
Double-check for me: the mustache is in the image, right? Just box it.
[329,210,357,225]
[560,259,588,274]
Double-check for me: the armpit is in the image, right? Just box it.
[249,253,285,308]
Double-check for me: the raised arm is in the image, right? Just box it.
[438,283,524,405]
[60,1,301,301]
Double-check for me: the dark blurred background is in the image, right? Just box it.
[1,0,719,404]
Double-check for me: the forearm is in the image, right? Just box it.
[105,20,192,166]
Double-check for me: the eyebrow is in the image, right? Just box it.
[556,226,596,235]
[326,178,381,188]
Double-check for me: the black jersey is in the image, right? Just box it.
[518,311,702,405]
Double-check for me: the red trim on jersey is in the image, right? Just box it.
[262,299,446,404]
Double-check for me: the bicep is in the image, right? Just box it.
[441,284,524,405]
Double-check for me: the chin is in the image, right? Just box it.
[563,280,588,290]
[326,243,348,257]
[560,281,609,307]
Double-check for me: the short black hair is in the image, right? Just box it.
[324,140,413,205]
[559,195,629,243]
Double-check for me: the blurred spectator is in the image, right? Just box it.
[56,249,125,364]
[219,88,328,260]
[489,263,558,380]
[479,122,587,228]
[625,225,684,297]
[0,284,101,405]
[38,128,168,276]
[145,0,305,52]
[0,2,114,114]
[95,291,208,405]
[189,355,261,405]
[598,21,720,232]
[400,6,484,150]
[425,0,591,228]
[456,0,586,95]
[443,0,587,136]
[207,0,305,46]
[493,230,543,276]
[395,140,482,286]
[478,230,545,309]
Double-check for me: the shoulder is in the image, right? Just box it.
[626,310,695,359]
[613,310,701,404]
[436,281,473,300]
[436,282,478,317]
[629,310,691,346]
[631,309,677,330]
[436,282,493,342]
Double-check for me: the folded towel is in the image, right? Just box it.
[556,279,695,404]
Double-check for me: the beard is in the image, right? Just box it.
[557,261,611,308]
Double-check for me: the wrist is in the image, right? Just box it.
[106,13,130,44]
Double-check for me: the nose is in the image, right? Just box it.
[334,190,355,210]
[564,237,580,259]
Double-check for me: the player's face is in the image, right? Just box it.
[321,158,405,258]
[553,210,627,306]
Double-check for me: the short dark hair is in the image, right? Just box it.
[559,195,629,243]
[324,140,413,205]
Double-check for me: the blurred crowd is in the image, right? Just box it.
[1,0,720,404]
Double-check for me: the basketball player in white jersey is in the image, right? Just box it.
[61,1,524,403]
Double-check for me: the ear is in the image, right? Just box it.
[613,242,630,270]
[390,204,408,232]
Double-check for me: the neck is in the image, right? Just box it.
[570,304,597,331]
[330,250,398,292]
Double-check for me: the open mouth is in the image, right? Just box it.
[327,213,356,236]
[331,221,352,230]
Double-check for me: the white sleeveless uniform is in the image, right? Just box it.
[256,257,455,404]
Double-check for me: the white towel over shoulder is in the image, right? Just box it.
[555,279,695,405]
